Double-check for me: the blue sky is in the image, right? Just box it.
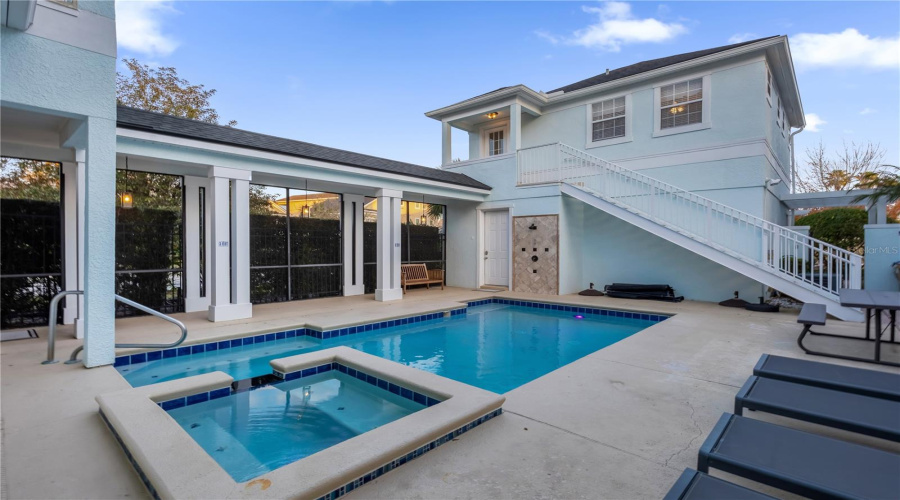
[116,1,899,175]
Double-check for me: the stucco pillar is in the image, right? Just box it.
[343,194,365,296]
[231,178,251,306]
[868,196,888,225]
[509,103,521,152]
[375,189,403,301]
[81,117,117,367]
[441,121,452,166]
[183,176,210,312]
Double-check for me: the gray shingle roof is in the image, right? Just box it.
[116,106,491,191]
[549,36,779,94]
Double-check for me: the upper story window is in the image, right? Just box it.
[591,97,626,141]
[482,124,507,157]
[653,75,710,137]
[48,0,77,9]
[659,78,703,129]
[766,67,772,100]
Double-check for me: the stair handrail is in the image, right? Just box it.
[516,142,863,296]
[42,291,188,365]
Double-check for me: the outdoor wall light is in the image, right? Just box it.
[486,112,499,119]
[120,192,134,209]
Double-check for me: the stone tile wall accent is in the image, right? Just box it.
[513,215,559,295]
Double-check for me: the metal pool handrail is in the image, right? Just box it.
[41,291,188,365]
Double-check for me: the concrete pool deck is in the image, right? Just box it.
[2,287,899,499]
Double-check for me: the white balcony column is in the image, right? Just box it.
[81,117,117,367]
[342,194,365,296]
[183,176,211,312]
[75,151,86,338]
[207,166,252,322]
[375,188,403,302]
[441,121,452,166]
[509,103,522,153]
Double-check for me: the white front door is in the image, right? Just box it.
[483,210,509,286]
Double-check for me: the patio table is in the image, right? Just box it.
[838,289,900,366]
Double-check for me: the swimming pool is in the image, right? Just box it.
[118,301,664,393]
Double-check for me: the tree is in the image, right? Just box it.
[797,140,887,193]
[116,58,237,127]
[852,165,900,219]
[0,158,60,201]
[796,208,869,253]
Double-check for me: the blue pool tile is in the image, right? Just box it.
[191,345,205,354]
[253,335,266,344]
[426,397,440,407]
[365,374,376,385]
[301,368,316,377]
[337,364,348,373]
[186,392,209,406]
[286,330,296,338]
[161,398,185,411]
[130,353,146,364]
[400,387,413,400]
[388,383,400,395]
[162,348,177,359]
[218,341,231,350]
[210,387,230,400]
[114,357,129,367]
[377,379,388,390]
[275,331,285,340]
[347,367,357,378]
[317,364,330,374]
[265,333,275,342]
[339,328,348,336]
[355,371,366,382]
[413,392,427,405]
[205,342,218,352]
[241,337,254,346]
[146,351,162,362]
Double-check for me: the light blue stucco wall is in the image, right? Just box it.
[864,225,900,291]
[1,1,117,366]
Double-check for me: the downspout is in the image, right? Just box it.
[789,125,805,194]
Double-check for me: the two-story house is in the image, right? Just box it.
[429,36,862,320]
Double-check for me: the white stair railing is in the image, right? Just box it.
[517,143,862,300]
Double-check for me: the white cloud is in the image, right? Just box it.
[540,2,687,52]
[791,29,899,69]
[728,33,758,44]
[860,107,877,115]
[116,0,180,57]
[805,113,827,132]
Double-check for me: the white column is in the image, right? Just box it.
[183,176,210,312]
[74,151,86,338]
[343,194,365,296]
[509,103,521,152]
[81,116,117,368]
[207,167,252,322]
[61,162,78,325]
[231,178,251,306]
[441,121,452,166]
[375,189,403,302]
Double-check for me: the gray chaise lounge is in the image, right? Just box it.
[753,353,900,401]
[699,413,900,500]
[735,375,900,442]
[663,469,775,500]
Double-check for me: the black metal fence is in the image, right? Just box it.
[0,199,63,328]
[249,194,343,304]
[115,207,184,317]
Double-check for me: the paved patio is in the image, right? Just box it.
[2,288,898,499]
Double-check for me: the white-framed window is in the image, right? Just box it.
[766,67,772,105]
[653,75,711,137]
[776,96,783,128]
[586,93,632,148]
[481,123,509,157]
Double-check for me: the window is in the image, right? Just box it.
[591,97,626,142]
[659,78,703,130]
[766,68,772,99]
[488,129,504,156]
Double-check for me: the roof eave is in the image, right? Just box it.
[425,85,548,121]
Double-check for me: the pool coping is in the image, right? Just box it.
[113,298,669,369]
[97,347,505,500]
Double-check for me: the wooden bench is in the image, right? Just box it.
[400,263,444,293]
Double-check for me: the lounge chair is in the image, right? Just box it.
[699,413,900,499]
[664,469,775,500]
[753,353,900,401]
[735,375,900,442]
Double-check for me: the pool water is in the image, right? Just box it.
[168,371,424,482]
[120,303,657,393]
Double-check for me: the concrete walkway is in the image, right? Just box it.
[2,289,898,499]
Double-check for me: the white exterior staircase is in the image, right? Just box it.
[517,143,864,321]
